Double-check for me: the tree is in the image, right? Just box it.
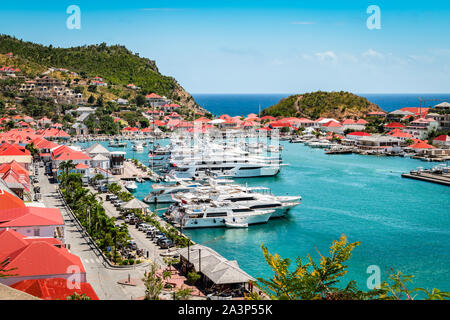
[66,292,92,300]
[136,94,146,107]
[142,262,164,300]
[247,235,450,300]
[173,287,193,300]
[25,143,39,161]
[88,95,95,104]
[186,271,201,286]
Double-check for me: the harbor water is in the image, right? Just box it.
[77,139,450,293]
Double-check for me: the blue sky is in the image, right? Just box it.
[1,1,449,93]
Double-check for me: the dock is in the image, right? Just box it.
[401,172,450,186]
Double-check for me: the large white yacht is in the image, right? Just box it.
[165,201,274,228]
[172,187,301,218]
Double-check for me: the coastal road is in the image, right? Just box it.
[91,188,169,268]
[38,166,149,300]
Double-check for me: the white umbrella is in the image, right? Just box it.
[123,198,149,210]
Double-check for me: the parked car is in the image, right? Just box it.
[156,236,168,246]
[127,240,137,250]
[159,239,174,249]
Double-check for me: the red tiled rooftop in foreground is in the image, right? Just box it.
[11,278,99,300]
[0,207,64,228]
[0,190,25,210]
[0,229,85,281]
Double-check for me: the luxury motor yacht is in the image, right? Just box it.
[165,201,274,228]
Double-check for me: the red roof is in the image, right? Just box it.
[322,121,342,127]
[409,141,435,149]
[146,93,162,99]
[0,190,25,210]
[75,163,89,170]
[390,131,413,138]
[0,143,31,156]
[260,116,277,121]
[0,229,85,279]
[347,131,371,137]
[384,122,405,129]
[0,160,29,176]
[11,278,99,300]
[0,207,64,227]
[434,135,450,142]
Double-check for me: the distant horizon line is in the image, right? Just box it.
[191,92,450,95]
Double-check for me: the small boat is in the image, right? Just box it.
[132,143,144,152]
[125,181,138,192]
[225,221,248,228]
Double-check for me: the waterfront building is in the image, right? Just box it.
[177,244,255,295]
[356,135,402,151]
[404,118,439,140]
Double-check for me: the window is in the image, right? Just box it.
[33,228,40,236]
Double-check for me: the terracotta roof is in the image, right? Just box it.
[384,122,405,129]
[409,141,435,149]
[0,207,64,227]
[0,230,85,279]
[11,278,99,300]
[0,190,25,210]
[434,135,450,142]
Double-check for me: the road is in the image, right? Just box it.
[38,166,149,300]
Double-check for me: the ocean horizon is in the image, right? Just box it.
[193,93,450,117]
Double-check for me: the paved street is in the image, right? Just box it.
[38,167,149,300]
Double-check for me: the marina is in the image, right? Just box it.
[75,136,450,293]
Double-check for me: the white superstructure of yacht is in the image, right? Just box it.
[165,201,274,228]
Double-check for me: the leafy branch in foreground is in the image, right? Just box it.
[247,235,449,300]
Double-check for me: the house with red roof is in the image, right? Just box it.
[0,167,30,200]
[384,122,406,130]
[0,190,26,210]
[260,115,277,122]
[0,206,65,242]
[0,143,32,170]
[161,103,181,113]
[404,117,439,140]
[321,120,343,134]
[0,229,85,286]
[50,145,91,176]
[146,93,169,107]
[432,135,450,148]
[267,120,293,129]
[11,278,99,300]
[346,131,372,141]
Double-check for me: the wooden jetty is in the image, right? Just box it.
[401,172,450,186]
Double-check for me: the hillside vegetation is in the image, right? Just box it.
[261,91,383,119]
[0,34,199,109]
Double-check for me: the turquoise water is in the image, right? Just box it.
[77,140,450,293]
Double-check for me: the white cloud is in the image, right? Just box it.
[362,49,384,59]
[315,51,337,62]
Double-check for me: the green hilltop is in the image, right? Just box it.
[0,34,199,109]
[261,91,383,120]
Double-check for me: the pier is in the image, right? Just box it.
[401,172,450,186]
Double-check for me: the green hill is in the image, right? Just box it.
[261,91,383,119]
[0,34,200,110]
